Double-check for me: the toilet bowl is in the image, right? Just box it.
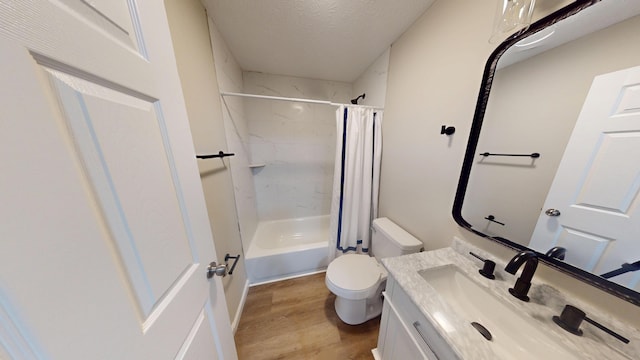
[325,254,387,325]
[325,217,422,325]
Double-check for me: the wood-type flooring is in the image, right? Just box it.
[234,272,380,359]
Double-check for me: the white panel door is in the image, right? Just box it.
[0,1,236,359]
[530,65,640,291]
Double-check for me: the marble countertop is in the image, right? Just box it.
[381,238,640,360]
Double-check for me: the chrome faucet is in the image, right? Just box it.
[505,251,538,302]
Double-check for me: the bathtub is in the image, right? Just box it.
[245,215,330,284]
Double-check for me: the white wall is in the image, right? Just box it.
[352,48,391,108]
[243,72,351,221]
[379,0,640,326]
[163,0,247,330]
[207,18,260,252]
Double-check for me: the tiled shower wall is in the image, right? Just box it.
[243,72,352,221]
[208,19,390,246]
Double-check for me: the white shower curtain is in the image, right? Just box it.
[328,105,382,261]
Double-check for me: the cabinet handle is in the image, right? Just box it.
[413,321,440,360]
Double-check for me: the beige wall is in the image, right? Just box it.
[379,0,498,250]
[164,0,248,330]
[380,0,639,326]
[207,17,260,254]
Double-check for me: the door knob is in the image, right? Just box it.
[206,261,227,279]
[545,208,561,216]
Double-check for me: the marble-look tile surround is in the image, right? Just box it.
[382,237,640,359]
[352,48,390,108]
[243,72,352,221]
[208,27,390,253]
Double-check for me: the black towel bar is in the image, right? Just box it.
[485,215,505,226]
[600,260,640,279]
[479,152,540,158]
[225,254,241,275]
[196,151,235,159]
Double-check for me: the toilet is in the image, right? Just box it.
[325,217,423,325]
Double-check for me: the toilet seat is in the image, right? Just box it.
[325,254,385,300]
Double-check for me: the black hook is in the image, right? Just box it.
[441,125,455,135]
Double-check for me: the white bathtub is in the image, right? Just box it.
[245,215,330,284]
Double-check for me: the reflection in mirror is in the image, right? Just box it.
[455,0,640,305]
[489,0,536,43]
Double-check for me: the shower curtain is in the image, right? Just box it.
[328,105,382,261]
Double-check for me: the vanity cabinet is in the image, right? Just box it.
[376,277,459,360]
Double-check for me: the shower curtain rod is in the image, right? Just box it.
[220,91,383,110]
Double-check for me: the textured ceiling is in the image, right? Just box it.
[202,0,435,82]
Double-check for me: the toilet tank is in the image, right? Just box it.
[371,218,423,261]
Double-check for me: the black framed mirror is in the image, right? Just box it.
[454,0,640,306]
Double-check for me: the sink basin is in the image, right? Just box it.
[419,265,579,360]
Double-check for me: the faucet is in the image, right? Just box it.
[505,251,538,302]
[545,246,566,260]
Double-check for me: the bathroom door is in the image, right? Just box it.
[0,1,236,359]
[530,65,640,291]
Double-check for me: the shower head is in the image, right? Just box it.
[350,93,366,105]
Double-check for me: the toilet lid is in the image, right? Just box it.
[326,254,382,298]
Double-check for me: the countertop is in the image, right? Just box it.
[381,238,640,360]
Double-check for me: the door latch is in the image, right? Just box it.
[545,208,561,217]
[206,261,227,279]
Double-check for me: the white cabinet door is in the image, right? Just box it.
[530,65,640,291]
[0,1,236,359]
[380,300,434,360]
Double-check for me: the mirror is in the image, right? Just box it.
[454,0,640,306]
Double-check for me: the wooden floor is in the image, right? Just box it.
[234,272,380,359]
